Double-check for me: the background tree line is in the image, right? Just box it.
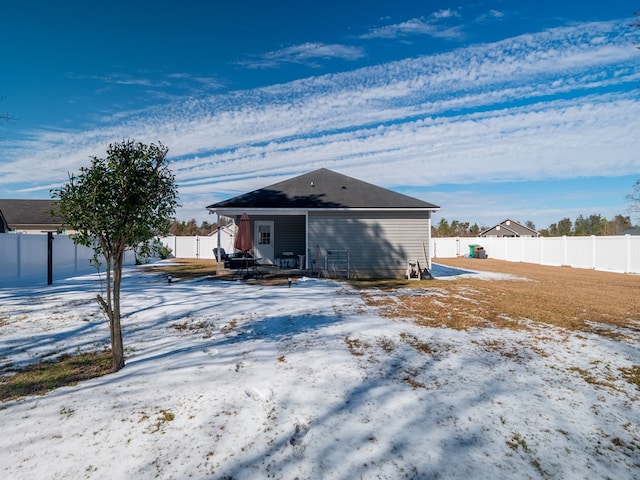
[433,213,637,237]
[168,218,217,236]
[167,215,240,236]
[540,214,634,237]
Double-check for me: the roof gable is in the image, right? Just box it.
[207,168,439,210]
[480,218,538,237]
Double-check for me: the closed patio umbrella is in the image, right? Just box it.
[234,212,252,253]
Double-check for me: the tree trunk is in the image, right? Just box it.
[110,247,126,371]
[103,255,115,350]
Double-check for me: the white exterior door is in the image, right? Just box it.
[254,221,274,264]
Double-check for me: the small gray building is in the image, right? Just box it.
[206,168,439,279]
[479,219,539,238]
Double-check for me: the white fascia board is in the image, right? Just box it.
[211,208,308,216]
[306,207,439,212]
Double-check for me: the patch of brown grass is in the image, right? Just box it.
[143,258,219,279]
[363,258,640,335]
[569,365,618,389]
[344,336,371,356]
[400,333,435,355]
[0,351,113,402]
[403,370,427,389]
[620,365,640,390]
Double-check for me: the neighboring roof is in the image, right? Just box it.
[618,228,640,236]
[207,168,439,211]
[0,199,63,231]
[479,218,539,237]
[208,223,236,237]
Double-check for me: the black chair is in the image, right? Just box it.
[213,248,231,268]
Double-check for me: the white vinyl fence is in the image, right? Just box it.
[4,232,634,285]
[0,233,136,286]
[159,234,640,275]
[432,235,640,274]
[160,235,218,259]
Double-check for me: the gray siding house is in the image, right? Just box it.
[479,219,539,238]
[206,168,439,279]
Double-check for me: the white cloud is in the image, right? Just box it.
[360,17,464,40]
[432,9,461,20]
[475,9,505,23]
[238,42,365,69]
[360,7,465,40]
[1,20,639,225]
[72,72,171,88]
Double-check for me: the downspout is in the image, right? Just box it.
[426,213,432,270]
[304,211,309,269]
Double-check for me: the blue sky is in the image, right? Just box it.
[1,1,639,230]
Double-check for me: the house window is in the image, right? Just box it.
[258,225,271,245]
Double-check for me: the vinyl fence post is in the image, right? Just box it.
[17,233,22,280]
[626,234,631,274]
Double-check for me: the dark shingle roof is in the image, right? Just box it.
[207,168,439,210]
[0,199,63,230]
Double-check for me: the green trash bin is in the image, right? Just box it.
[468,244,479,258]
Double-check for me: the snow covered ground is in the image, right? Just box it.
[1,263,639,479]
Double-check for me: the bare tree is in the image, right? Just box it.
[626,179,640,221]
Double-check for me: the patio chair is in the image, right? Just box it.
[213,248,231,268]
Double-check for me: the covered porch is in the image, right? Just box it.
[213,209,312,274]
